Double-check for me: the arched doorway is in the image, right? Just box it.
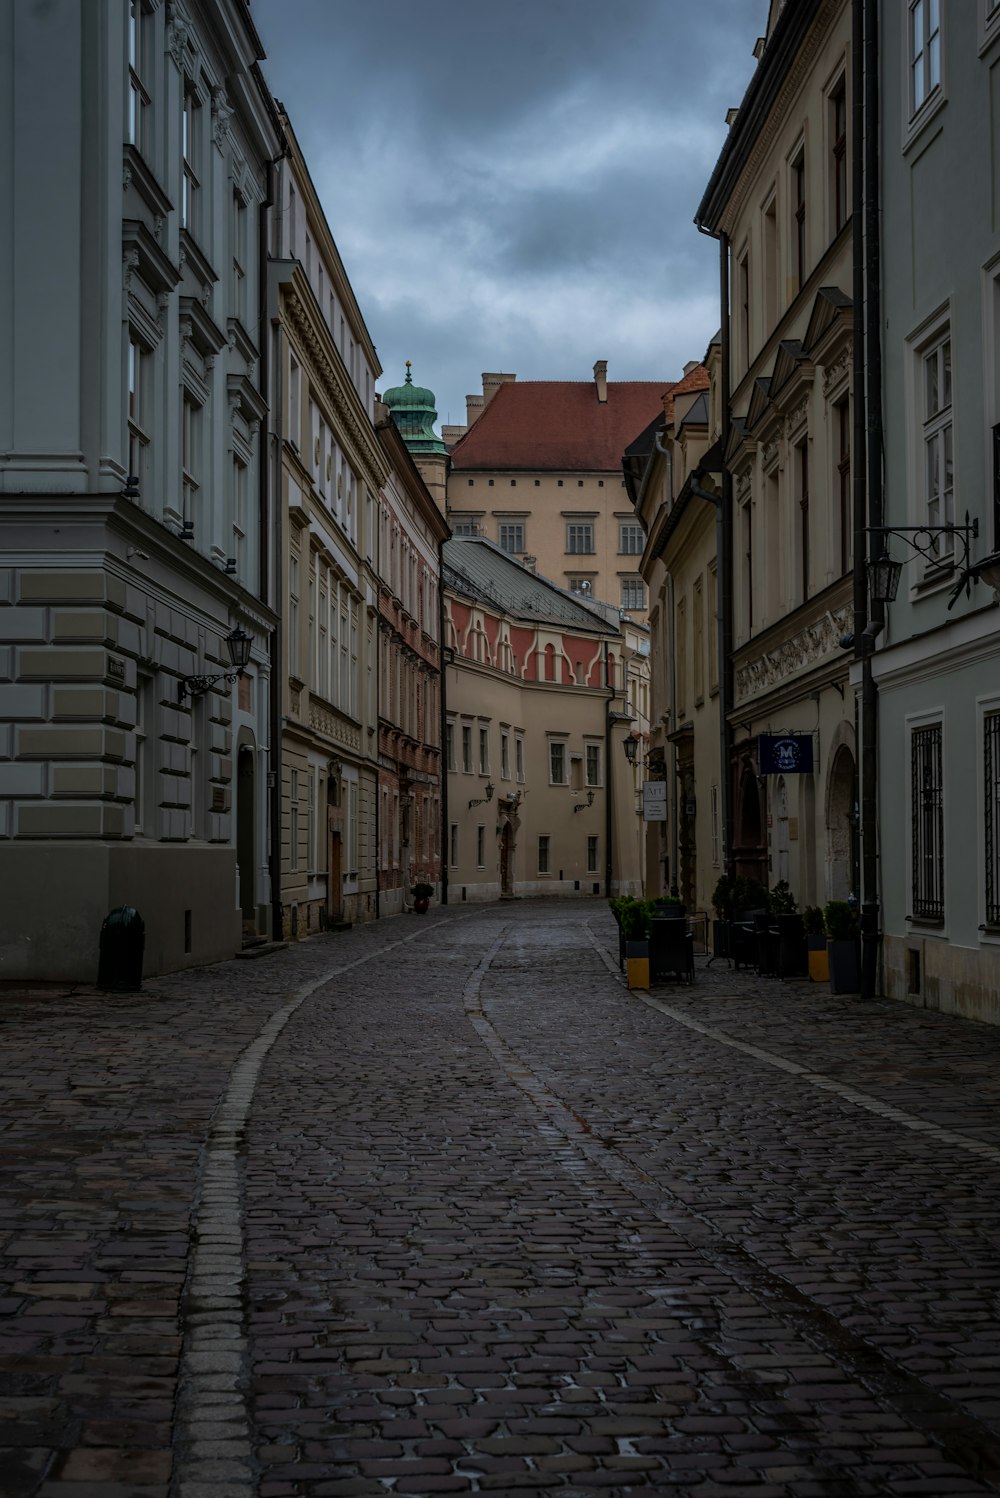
[733,760,768,883]
[236,734,256,938]
[827,744,857,901]
[499,819,514,896]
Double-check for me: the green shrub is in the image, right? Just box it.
[801,904,825,936]
[824,900,858,940]
[767,880,797,914]
[411,882,433,900]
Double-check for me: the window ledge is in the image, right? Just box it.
[906,914,945,929]
[902,89,946,157]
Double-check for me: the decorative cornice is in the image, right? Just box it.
[734,602,852,704]
[284,289,389,495]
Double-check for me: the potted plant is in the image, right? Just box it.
[618,897,653,991]
[411,882,433,914]
[728,876,770,970]
[824,899,860,993]
[802,905,829,982]
[766,882,805,978]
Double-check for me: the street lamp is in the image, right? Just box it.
[622,733,640,766]
[866,515,978,605]
[573,789,596,813]
[468,780,495,810]
[178,625,254,703]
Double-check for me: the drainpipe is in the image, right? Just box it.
[855,0,883,999]
[268,310,284,943]
[604,639,613,898]
[653,431,679,897]
[439,539,450,905]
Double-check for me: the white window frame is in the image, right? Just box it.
[980,0,1000,53]
[619,522,644,555]
[585,743,601,787]
[537,835,551,875]
[501,730,510,780]
[450,822,459,867]
[127,0,151,152]
[906,710,946,928]
[621,577,645,611]
[904,304,955,588]
[181,84,201,235]
[586,835,599,875]
[566,522,594,555]
[515,735,525,782]
[498,522,525,554]
[904,0,945,145]
[461,724,472,774]
[979,692,1000,938]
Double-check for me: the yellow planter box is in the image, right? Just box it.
[808,945,830,982]
[627,954,650,990]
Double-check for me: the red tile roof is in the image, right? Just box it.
[448,380,671,473]
[663,365,710,425]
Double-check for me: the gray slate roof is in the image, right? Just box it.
[442,537,619,634]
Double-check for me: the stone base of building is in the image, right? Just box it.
[0,841,240,983]
[883,933,1000,1027]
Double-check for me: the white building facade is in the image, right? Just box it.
[0,0,281,978]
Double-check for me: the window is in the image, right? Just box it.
[676,596,687,716]
[498,522,524,554]
[452,520,480,538]
[290,768,300,871]
[450,823,458,867]
[837,399,852,575]
[479,726,489,774]
[985,712,1000,926]
[568,578,592,596]
[288,355,301,449]
[567,523,594,554]
[796,437,810,604]
[289,554,300,679]
[461,725,472,773]
[738,249,750,372]
[621,578,645,611]
[549,741,567,784]
[791,147,806,292]
[830,79,847,235]
[910,0,941,116]
[446,721,455,771]
[693,577,705,703]
[763,194,778,328]
[181,396,200,531]
[181,88,200,234]
[711,784,720,866]
[127,0,150,151]
[707,564,719,693]
[232,193,247,322]
[587,836,599,874]
[619,523,644,555]
[911,722,944,920]
[232,456,247,579]
[476,826,485,868]
[921,331,954,553]
[586,744,601,787]
[501,731,510,779]
[127,336,149,483]
[515,735,524,781]
[538,835,550,874]
[134,674,151,834]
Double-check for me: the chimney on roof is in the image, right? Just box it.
[482,372,516,407]
[593,360,608,403]
[682,359,701,376]
[466,393,484,428]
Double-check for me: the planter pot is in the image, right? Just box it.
[776,914,807,979]
[806,934,829,982]
[827,937,860,993]
[712,919,731,960]
[625,939,650,991]
[413,898,429,915]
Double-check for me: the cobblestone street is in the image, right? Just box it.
[3,901,1000,1497]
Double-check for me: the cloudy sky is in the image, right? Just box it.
[252,0,770,429]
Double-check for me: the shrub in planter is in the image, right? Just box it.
[411,882,433,914]
[802,904,829,981]
[824,900,860,992]
[767,880,797,914]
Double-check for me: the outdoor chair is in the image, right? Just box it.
[650,917,695,984]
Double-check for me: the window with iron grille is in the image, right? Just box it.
[911,722,944,920]
[985,712,1000,926]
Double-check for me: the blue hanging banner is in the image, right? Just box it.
[759,733,814,774]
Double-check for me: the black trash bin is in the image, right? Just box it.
[97,905,145,991]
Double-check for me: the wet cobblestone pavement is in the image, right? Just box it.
[3,900,1000,1496]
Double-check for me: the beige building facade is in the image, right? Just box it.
[442,540,642,904]
[269,119,387,936]
[696,0,858,912]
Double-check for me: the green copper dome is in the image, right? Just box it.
[382,362,447,456]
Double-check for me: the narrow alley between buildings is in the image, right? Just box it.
[3,902,1000,1497]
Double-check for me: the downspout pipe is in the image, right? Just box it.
[439,541,450,905]
[653,431,679,897]
[604,639,613,898]
[855,0,883,1000]
[268,305,284,943]
[695,221,735,880]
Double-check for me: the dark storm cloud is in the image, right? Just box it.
[253,0,770,424]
